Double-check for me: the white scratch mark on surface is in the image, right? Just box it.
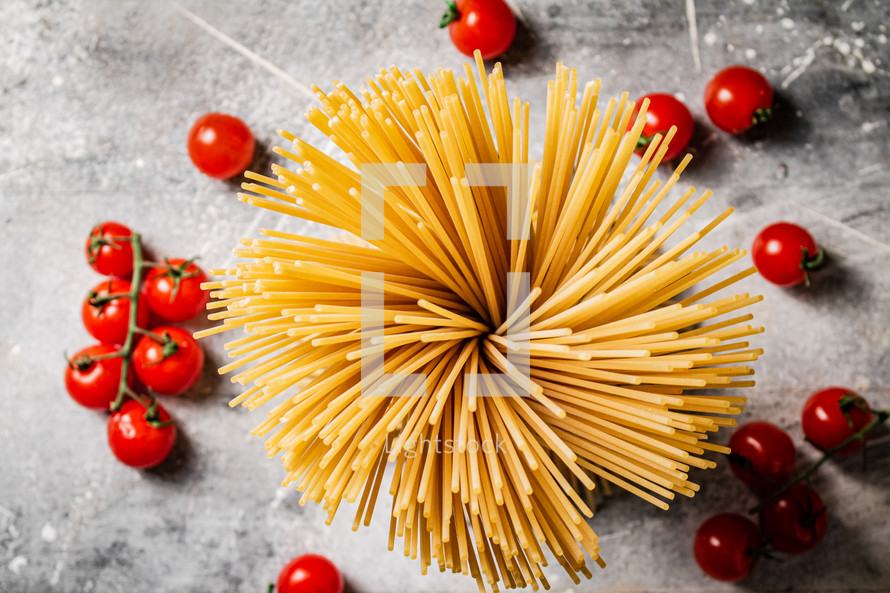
[0,163,44,181]
[841,0,855,11]
[171,1,315,100]
[781,40,823,88]
[792,202,890,254]
[685,0,702,72]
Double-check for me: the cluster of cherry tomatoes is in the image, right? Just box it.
[694,387,885,582]
[65,222,210,468]
[634,65,774,162]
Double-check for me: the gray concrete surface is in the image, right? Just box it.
[2,0,889,592]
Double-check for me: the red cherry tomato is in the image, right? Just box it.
[65,344,132,410]
[760,483,827,554]
[728,421,796,494]
[751,222,823,287]
[440,0,516,60]
[107,400,176,468]
[704,65,774,134]
[143,258,210,322]
[85,222,134,277]
[82,278,151,345]
[629,93,694,161]
[694,513,760,582]
[187,113,255,179]
[132,326,204,395]
[802,387,874,454]
[277,554,344,593]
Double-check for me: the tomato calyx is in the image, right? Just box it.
[134,328,181,364]
[800,245,824,271]
[797,244,824,287]
[86,288,131,310]
[67,349,122,371]
[636,131,667,152]
[440,0,460,28]
[752,106,773,126]
[153,257,202,301]
[86,225,131,265]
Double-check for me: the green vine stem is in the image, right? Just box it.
[749,406,889,514]
[109,232,145,413]
[96,232,171,428]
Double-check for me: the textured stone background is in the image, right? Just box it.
[1,0,889,592]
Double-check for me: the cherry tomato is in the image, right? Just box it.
[107,399,176,468]
[187,113,255,179]
[277,554,344,593]
[143,258,210,322]
[728,421,796,493]
[760,483,827,554]
[440,0,516,60]
[82,278,151,345]
[704,65,774,134]
[85,222,134,277]
[751,222,823,287]
[629,93,694,161]
[802,387,874,454]
[694,513,760,582]
[65,344,132,410]
[729,422,797,493]
[132,326,204,395]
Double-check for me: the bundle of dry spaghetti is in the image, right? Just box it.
[200,53,762,591]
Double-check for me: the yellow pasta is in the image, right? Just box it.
[205,53,761,592]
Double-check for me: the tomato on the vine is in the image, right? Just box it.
[440,0,516,60]
[107,400,176,468]
[187,113,255,179]
[760,483,827,554]
[65,344,132,410]
[728,421,796,493]
[85,222,134,277]
[751,222,823,287]
[82,278,150,345]
[694,513,759,582]
[277,554,344,593]
[704,65,774,134]
[132,326,204,395]
[802,387,874,454]
[143,258,210,322]
[629,93,694,161]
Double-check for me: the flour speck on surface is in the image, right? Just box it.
[40,523,57,543]
[745,48,757,59]
[780,17,795,30]
[8,556,28,574]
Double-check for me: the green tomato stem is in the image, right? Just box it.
[110,232,148,413]
[440,0,460,28]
